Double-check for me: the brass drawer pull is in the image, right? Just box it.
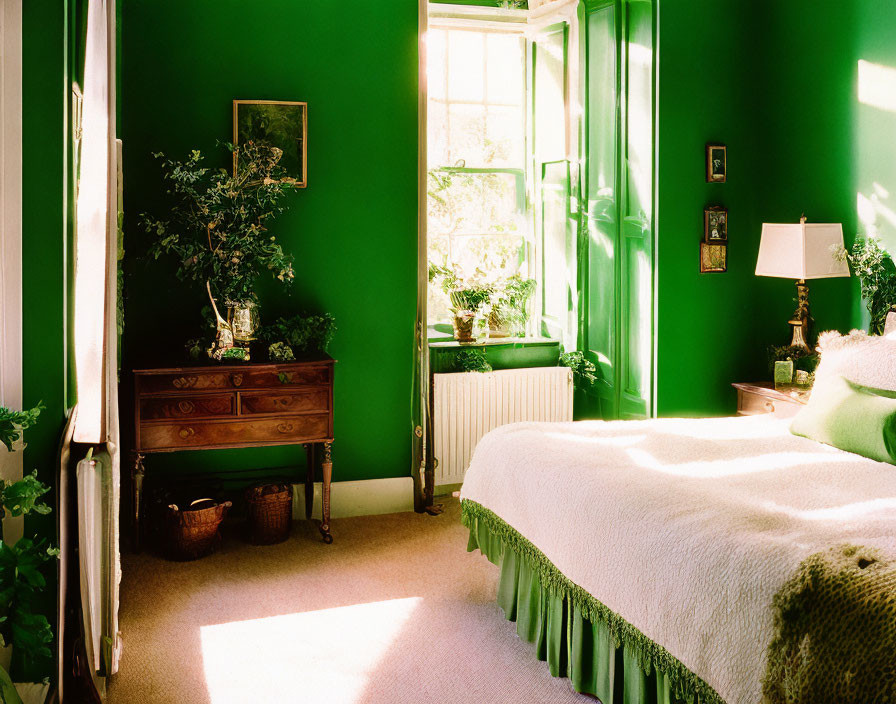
[172,376,198,389]
[177,400,195,415]
[276,397,292,407]
[231,373,244,387]
[277,422,295,434]
[765,401,775,413]
[178,426,196,439]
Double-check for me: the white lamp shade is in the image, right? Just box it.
[755,222,850,280]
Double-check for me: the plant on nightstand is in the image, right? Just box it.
[0,404,57,697]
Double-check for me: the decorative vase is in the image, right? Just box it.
[226,300,258,350]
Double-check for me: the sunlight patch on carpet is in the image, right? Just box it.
[200,597,422,703]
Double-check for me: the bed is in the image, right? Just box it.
[460,331,896,704]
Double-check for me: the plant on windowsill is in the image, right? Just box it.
[141,141,297,361]
[836,236,896,335]
[454,348,493,373]
[429,263,494,344]
[0,403,57,701]
[489,275,536,338]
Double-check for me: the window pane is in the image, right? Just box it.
[486,34,523,105]
[427,103,448,167]
[450,234,525,281]
[428,170,522,237]
[486,106,524,167]
[447,103,486,166]
[447,31,485,102]
[427,29,447,101]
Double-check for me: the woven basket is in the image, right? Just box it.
[164,498,231,560]
[246,484,293,545]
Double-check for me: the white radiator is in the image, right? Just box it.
[433,366,573,486]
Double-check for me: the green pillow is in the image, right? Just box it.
[790,375,896,464]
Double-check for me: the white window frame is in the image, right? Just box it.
[0,0,24,544]
[426,13,536,331]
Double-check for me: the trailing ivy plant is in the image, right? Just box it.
[838,237,896,335]
[560,351,598,389]
[141,141,296,305]
[767,345,819,376]
[455,349,493,373]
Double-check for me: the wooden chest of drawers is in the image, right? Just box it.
[132,358,335,545]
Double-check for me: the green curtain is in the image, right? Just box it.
[464,501,725,704]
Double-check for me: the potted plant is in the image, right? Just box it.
[838,236,896,335]
[429,264,494,344]
[0,404,57,700]
[489,275,536,338]
[258,313,337,361]
[141,141,297,360]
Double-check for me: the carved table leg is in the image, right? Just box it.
[320,441,333,544]
[303,443,316,520]
[132,451,146,552]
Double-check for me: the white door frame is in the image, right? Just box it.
[0,0,24,543]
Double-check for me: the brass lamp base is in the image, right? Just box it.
[788,278,812,351]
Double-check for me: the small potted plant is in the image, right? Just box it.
[429,264,495,344]
[142,141,297,360]
[489,275,536,338]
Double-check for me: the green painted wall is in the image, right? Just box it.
[21,0,71,682]
[761,0,896,332]
[654,0,856,417]
[120,1,419,484]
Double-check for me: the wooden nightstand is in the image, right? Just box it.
[732,382,809,418]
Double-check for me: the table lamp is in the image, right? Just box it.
[755,216,849,350]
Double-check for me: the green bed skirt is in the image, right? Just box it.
[462,500,726,704]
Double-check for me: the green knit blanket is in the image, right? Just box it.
[762,544,896,704]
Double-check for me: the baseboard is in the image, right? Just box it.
[291,476,415,519]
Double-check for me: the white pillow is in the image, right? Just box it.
[814,329,896,392]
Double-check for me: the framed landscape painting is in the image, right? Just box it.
[233,100,307,187]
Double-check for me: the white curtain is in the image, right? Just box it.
[73,0,121,680]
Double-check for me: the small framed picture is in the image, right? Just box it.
[233,99,307,187]
[704,206,728,243]
[706,144,726,183]
[700,242,727,273]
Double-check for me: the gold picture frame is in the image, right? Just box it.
[706,144,726,183]
[700,242,727,273]
[233,99,307,187]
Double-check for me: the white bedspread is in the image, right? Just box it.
[460,415,896,704]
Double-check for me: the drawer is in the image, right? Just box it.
[139,414,331,451]
[241,366,331,389]
[737,391,801,418]
[139,393,236,420]
[137,371,236,394]
[239,389,329,416]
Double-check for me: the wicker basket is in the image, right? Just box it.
[163,498,231,560]
[245,484,293,545]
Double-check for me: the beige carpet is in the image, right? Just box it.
[109,498,591,704]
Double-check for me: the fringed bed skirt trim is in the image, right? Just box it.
[462,499,726,704]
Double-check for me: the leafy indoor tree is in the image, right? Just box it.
[141,141,296,306]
